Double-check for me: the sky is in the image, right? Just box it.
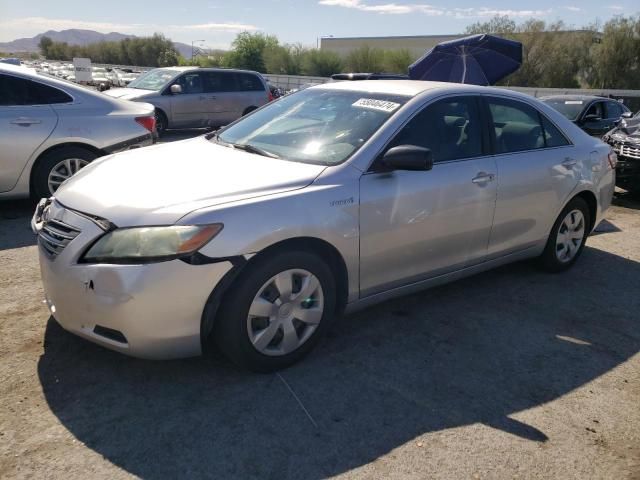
[0,0,637,49]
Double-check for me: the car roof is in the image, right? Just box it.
[158,66,262,75]
[541,95,606,102]
[312,79,520,98]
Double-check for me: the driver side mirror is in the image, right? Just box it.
[382,145,433,171]
[170,84,182,94]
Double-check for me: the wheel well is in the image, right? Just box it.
[154,107,168,121]
[200,237,350,349]
[30,143,105,192]
[242,106,257,116]
[573,190,598,232]
[245,237,350,314]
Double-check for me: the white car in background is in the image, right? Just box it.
[0,63,157,199]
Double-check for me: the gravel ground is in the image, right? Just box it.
[0,190,639,480]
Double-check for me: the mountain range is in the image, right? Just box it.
[0,29,195,58]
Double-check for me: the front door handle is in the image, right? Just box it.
[472,172,495,184]
[10,117,41,126]
[562,157,577,168]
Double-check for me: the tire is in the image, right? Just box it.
[155,109,168,137]
[538,196,590,272]
[213,251,336,372]
[32,146,98,199]
[242,106,257,116]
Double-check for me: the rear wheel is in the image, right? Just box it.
[539,197,590,272]
[32,146,97,199]
[155,109,168,136]
[213,251,336,372]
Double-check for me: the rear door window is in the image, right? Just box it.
[203,71,237,93]
[487,97,545,154]
[387,96,483,163]
[236,73,265,92]
[0,74,72,106]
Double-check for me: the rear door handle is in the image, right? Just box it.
[562,157,577,168]
[10,117,41,126]
[472,172,495,184]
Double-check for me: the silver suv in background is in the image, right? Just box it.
[104,67,271,135]
[0,63,156,200]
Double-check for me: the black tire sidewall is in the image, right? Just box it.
[540,197,591,272]
[155,109,168,136]
[32,146,98,200]
[214,251,336,372]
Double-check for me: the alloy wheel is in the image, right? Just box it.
[246,269,324,356]
[47,158,89,194]
[555,209,585,263]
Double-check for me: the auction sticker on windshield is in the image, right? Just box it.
[352,98,401,112]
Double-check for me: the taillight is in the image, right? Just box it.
[135,116,156,133]
[268,90,274,102]
[607,151,618,169]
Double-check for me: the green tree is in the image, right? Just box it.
[587,15,640,89]
[465,15,517,35]
[345,45,385,72]
[264,43,305,75]
[383,49,415,73]
[38,36,53,57]
[223,32,279,72]
[302,49,343,76]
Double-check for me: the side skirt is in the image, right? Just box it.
[344,244,544,315]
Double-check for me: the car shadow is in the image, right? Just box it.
[613,189,640,211]
[37,246,640,479]
[0,199,37,250]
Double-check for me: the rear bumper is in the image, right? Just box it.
[103,133,155,154]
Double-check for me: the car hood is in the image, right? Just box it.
[103,87,155,100]
[55,136,327,227]
[606,116,640,144]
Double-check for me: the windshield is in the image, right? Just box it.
[128,69,177,91]
[215,89,409,165]
[543,98,585,121]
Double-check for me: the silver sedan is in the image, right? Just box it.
[0,63,156,200]
[33,80,616,371]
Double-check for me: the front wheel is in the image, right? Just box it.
[213,251,336,372]
[538,197,590,272]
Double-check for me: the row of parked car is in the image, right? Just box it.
[20,60,143,88]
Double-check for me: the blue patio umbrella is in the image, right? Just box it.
[408,34,523,86]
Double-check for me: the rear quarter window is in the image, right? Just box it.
[237,73,265,92]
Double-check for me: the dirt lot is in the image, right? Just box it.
[0,190,639,480]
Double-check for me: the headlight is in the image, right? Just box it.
[81,224,223,264]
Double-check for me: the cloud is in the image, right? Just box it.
[607,5,624,10]
[175,23,258,31]
[562,6,582,12]
[318,1,551,18]
[318,0,445,15]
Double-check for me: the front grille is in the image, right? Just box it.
[38,218,81,259]
[619,143,640,160]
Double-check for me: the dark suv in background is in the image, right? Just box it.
[542,95,632,138]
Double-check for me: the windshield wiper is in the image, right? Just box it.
[230,143,280,159]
